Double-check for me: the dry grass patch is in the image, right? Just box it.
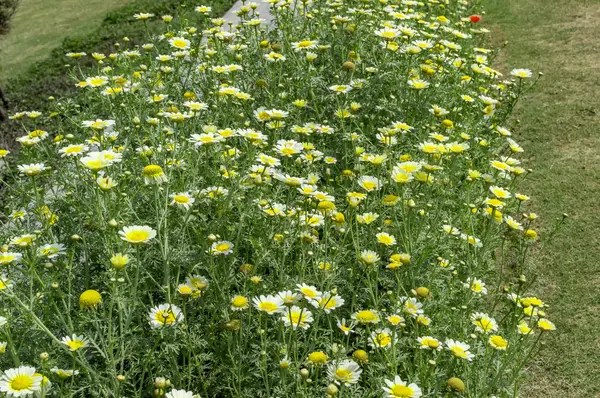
[487,0,600,396]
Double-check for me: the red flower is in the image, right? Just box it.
[470,15,481,23]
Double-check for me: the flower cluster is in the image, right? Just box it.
[0,0,552,396]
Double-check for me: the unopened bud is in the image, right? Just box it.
[327,384,339,395]
[448,377,465,392]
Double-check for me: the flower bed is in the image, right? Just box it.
[0,0,553,396]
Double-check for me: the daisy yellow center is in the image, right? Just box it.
[321,298,336,309]
[256,111,270,120]
[308,216,320,224]
[179,285,193,294]
[157,311,176,324]
[298,40,314,48]
[378,236,394,244]
[66,146,83,153]
[451,346,467,358]
[86,160,105,170]
[10,375,34,391]
[390,385,413,397]
[492,161,509,170]
[232,297,248,307]
[143,165,163,177]
[289,312,304,323]
[67,340,85,350]
[356,310,377,322]
[201,135,218,143]
[375,333,392,346]
[490,336,507,348]
[362,181,377,190]
[126,230,150,242]
[216,243,230,251]
[174,195,189,203]
[259,302,278,312]
[90,78,106,86]
[40,247,58,255]
[172,39,188,48]
[301,288,317,298]
[425,339,439,348]
[538,320,553,330]
[335,368,352,381]
[477,319,493,331]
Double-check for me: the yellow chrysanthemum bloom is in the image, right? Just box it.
[79,290,102,309]
[307,351,328,365]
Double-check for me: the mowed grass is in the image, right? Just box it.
[486,0,600,396]
[0,0,131,78]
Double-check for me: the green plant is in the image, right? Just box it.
[0,1,557,397]
[0,0,20,35]
[0,0,235,150]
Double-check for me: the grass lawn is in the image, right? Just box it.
[486,0,600,396]
[0,0,131,78]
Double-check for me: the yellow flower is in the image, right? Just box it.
[352,349,368,363]
[134,13,154,20]
[79,290,102,309]
[119,226,157,244]
[357,176,381,192]
[110,253,129,269]
[537,319,556,331]
[211,240,234,255]
[307,351,328,365]
[231,295,249,311]
[149,304,183,328]
[1,366,42,395]
[352,309,380,324]
[169,37,190,50]
[61,335,88,351]
[376,232,396,246]
[142,164,168,185]
[524,229,538,241]
[489,335,508,350]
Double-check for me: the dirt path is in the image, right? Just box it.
[486,0,600,396]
